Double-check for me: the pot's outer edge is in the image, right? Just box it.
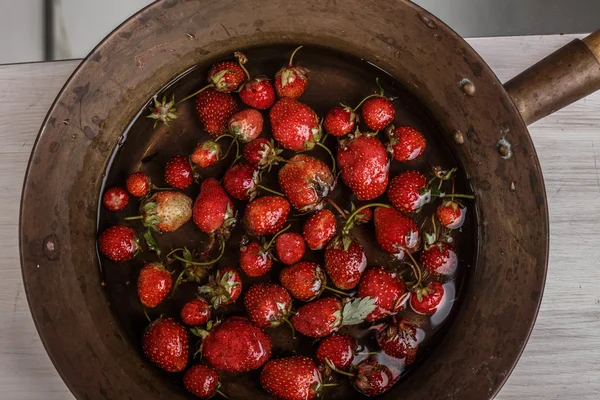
[19,0,549,399]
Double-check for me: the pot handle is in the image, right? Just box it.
[504,30,600,126]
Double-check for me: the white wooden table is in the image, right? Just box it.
[1,34,599,399]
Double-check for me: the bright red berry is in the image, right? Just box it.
[239,77,276,109]
[358,266,408,322]
[279,155,334,212]
[303,209,337,250]
[270,98,321,151]
[275,232,305,265]
[324,239,367,290]
[126,172,151,197]
[98,225,139,262]
[207,60,246,93]
[388,171,429,213]
[421,243,458,276]
[196,88,238,136]
[223,163,258,201]
[352,357,400,396]
[193,179,235,235]
[436,200,466,229]
[316,333,356,371]
[260,356,322,400]
[388,126,426,162]
[244,282,293,328]
[239,240,273,277]
[137,263,172,308]
[183,365,220,399]
[376,318,419,365]
[142,318,188,373]
[180,298,212,326]
[243,138,283,169]
[191,140,222,168]
[244,196,290,236]
[361,96,395,131]
[373,207,420,257]
[199,266,242,308]
[165,155,194,189]
[274,46,309,99]
[280,261,326,302]
[323,105,355,137]
[228,109,264,142]
[410,281,445,315]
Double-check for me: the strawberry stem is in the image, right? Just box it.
[375,77,385,96]
[143,309,152,323]
[124,215,143,221]
[445,193,474,199]
[352,93,384,112]
[215,133,235,143]
[173,241,226,266]
[176,84,213,105]
[330,368,355,377]
[257,184,284,197]
[404,251,423,288]
[322,383,342,387]
[151,185,172,191]
[431,214,437,240]
[216,389,230,399]
[282,317,296,339]
[288,45,303,65]
[234,52,251,80]
[170,268,187,298]
[164,247,184,262]
[344,203,390,231]
[327,198,347,220]
[314,142,337,174]
[324,285,350,297]
[265,224,292,250]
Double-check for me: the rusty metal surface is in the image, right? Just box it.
[19,0,549,399]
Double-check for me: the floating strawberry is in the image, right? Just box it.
[193,179,236,235]
[164,155,194,189]
[191,140,222,168]
[183,364,223,399]
[270,98,321,151]
[199,266,242,308]
[206,56,247,93]
[373,206,420,257]
[358,266,408,322]
[137,263,172,308]
[387,125,426,162]
[274,46,309,99]
[243,138,284,169]
[280,261,326,302]
[260,356,325,400]
[137,191,192,233]
[275,232,306,265]
[240,77,276,110]
[223,163,258,201]
[324,105,356,137]
[180,298,212,326]
[316,333,357,372]
[239,240,273,277]
[351,357,400,396]
[228,109,264,142]
[102,187,129,211]
[244,196,290,236]
[410,281,444,315]
[436,200,466,229]
[376,317,419,365]
[98,225,139,262]
[388,171,429,213]
[126,172,151,197]
[303,209,337,250]
[324,238,367,290]
[421,242,458,276]
[196,89,239,136]
[356,80,395,132]
[143,318,188,372]
[244,283,293,329]
[279,155,334,212]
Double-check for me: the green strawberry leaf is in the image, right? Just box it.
[341,297,377,326]
[143,229,161,256]
[342,235,352,252]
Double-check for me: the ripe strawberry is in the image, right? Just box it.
[274,46,309,99]
[270,98,321,151]
[142,191,192,232]
[191,140,222,168]
[351,357,400,396]
[228,109,264,142]
[199,266,242,308]
[316,333,357,371]
[193,179,235,235]
[337,134,389,200]
[410,281,444,315]
[387,126,426,162]
[142,318,188,372]
[126,172,151,197]
[98,225,139,262]
[244,283,293,328]
[376,318,419,364]
[202,316,272,372]
[243,138,284,169]
[207,59,246,93]
[323,105,355,137]
[280,261,326,302]
[358,266,408,322]
[165,155,194,189]
[244,196,290,236]
[240,77,276,109]
[196,88,238,136]
[137,263,172,308]
[183,365,221,399]
[275,232,305,265]
[239,240,273,277]
[102,187,129,211]
[279,155,334,212]
[324,238,367,290]
[180,298,212,326]
[223,163,258,200]
[303,209,337,250]
[421,243,458,276]
[373,207,420,257]
[361,96,395,131]
[260,356,322,400]
[291,297,376,338]
[436,200,466,229]
[388,171,429,213]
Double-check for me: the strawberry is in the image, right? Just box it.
[436,200,466,229]
[351,357,400,396]
[280,261,326,302]
[244,283,293,328]
[191,140,222,168]
[357,266,408,322]
[387,125,426,162]
[240,77,276,109]
[275,232,305,265]
[196,88,239,136]
[199,266,242,308]
[361,96,395,132]
[228,109,264,142]
[410,280,444,315]
[137,263,172,308]
[165,155,194,189]
[324,238,367,290]
[337,134,389,200]
[303,209,337,250]
[421,243,458,276]
[270,98,321,151]
[291,297,376,338]
[183,364,221,399]
[180,298,212,326]
[193,179,235,235]
[102,187,129,211]
[373,207,420,257]
[98,225,139,262]
[244,196,290,236]
[388,171,429,213]
[223,163,258,200]
[323,105,355,137]
[126,172,151,197]
[202,316,272,372]
[239,240,273,277]
[316,333,357,371]
[260,356,322,400]
[142,318,188,372]
[243,138,284,170]
[278,155,334,211]
[376,318,419,364]
[141,191,192,232]
[207,59,246,93]
[274,46,309,99]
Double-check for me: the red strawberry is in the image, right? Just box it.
[355,207,372,224]
[244,283,293,328]
[351,357,400,396]
[102,187,129,211]
[436,200,466,229]
[98,225,139,262]
[388,171,429,213]
[337,134,389,200]
[183,365,221,399]
[239,240,273,277]
[260,356,322,400]
[361,96,395,131]
[196,88,238,136]
[240,77,276,109]
[228,109,264,142]
[421,243,458,276]
[142,318,188,372]
[410,281,444,315]
[358,266,408,322]
[324,239,367,290]
[291,297,376,338]
[142,191,192,232]
[165,155,194,189]
[274,46,309,99]
[193,179,235,235]
[244,196,290,236]
[316,333,357,371]
[376,318,419,364]
[243,138,284,169]
[373,207,420,257]
[199,266,242,308]
[202,316,272,372]
[207,59,246,93]
[126,172,151,197]
[279,155,334,212]
[303,209,337,250]
[223,163,258,201]
[275,232,305,265]
[180,298,212,326]
[323,105,355,137]
[191,140,222,168]
[280,261,326,302]
[137,263,172,308]
[387,126,426,162]
[270,98,321,151]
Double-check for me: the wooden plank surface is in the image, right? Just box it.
[1,34,599,399]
